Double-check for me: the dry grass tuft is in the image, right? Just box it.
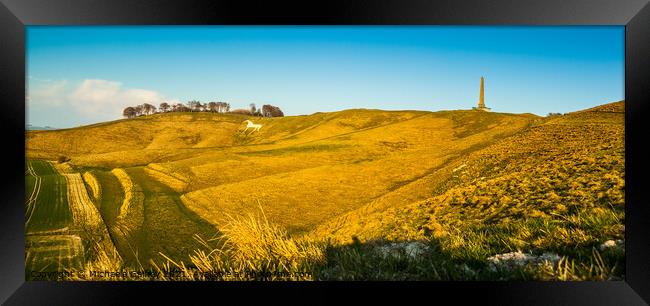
[152,205,325,280]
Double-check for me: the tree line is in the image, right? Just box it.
[122,101,284,119]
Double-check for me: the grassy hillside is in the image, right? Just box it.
[310,104,624,244]
[25,101,624,280]
[304,102,624,280]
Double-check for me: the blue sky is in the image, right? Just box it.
[26,26,624,128]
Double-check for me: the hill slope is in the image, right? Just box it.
[25,102,624,274]
[307,101,624,271]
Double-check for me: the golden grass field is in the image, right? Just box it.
[25,101,625,280]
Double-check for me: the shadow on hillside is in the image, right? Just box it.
[312,237,490,281]
[312,234,626,281]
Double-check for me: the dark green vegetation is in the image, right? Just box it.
[25,160,83,276]
[90,170,124,226]
[25,160,72,233]
[123,167,218,267]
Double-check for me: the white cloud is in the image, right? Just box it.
[28,78,178,122]
[28,80,68,107]
[68,79,166,116]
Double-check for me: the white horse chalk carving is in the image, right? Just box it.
[242,120,262,133]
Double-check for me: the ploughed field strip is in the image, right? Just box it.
[25,159,119,276]
[25,235,84,272]
[25,160,77,274]
[63,172,120,262]
[26,159,221,271]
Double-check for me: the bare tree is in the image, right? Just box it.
[250,103,257,115]
[187,100,201,112]
[159,102,170,113]
[193,101,200,112]
[123,107,137,118]
[270,106,284,117]
[207,102,218,112]
[221,102,231,113]
[142,103,156,115]
[262,104,284,117]
[134,104,144,116]
[262,104,272,117]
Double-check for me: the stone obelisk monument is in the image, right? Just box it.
[473,76,491,111]
[478,76,485,109]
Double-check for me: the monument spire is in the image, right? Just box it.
[478,76,485,109]
[472,76,490,112]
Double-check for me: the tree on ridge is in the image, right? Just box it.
[123,106,137,118]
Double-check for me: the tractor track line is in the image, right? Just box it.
[25,162,43,226]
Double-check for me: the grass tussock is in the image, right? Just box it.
[152,206,325,280]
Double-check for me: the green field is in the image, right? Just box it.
[24,101,625,280]
[25,160,120,277]
[25,160,72,233]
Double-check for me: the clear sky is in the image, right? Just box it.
[26,26,624,128]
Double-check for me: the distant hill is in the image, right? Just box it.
[26,124,57,131]
[572,100,624,113]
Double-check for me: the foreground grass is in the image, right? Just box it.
[57,206,623,281]
[61,208,323,281]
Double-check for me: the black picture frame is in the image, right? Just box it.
[1,0,649,305]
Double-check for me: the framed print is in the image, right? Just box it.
[1,0,649,305]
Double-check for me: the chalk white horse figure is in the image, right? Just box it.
[242,120,262,134]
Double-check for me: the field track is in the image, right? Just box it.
[123,167,218,266]
[25,162,42,227]
[25,160,72,232]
